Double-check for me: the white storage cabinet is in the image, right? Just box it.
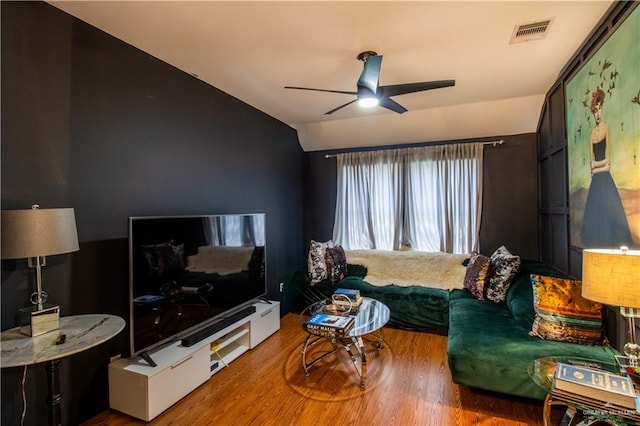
[108,301,279,421]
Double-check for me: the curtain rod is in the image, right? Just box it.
[323,139,505,159]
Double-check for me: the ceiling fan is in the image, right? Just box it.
[284,51,455,115]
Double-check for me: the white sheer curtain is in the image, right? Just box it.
[332,150,403,250]
[333,142,484,254]
[404,143,483,253]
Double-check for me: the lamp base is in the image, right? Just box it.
[19,304,60,336]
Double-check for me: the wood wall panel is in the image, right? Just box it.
[537,1,638,352]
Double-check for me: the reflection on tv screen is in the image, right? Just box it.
[129,214,266,355]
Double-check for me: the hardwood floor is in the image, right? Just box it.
[83,313,563,425]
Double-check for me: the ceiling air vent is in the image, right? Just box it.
[510,18,554,44]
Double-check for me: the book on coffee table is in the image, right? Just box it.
[553,362,638,409]
[332,288,362,311]
[305,313,354,336]
[333,288,361,302]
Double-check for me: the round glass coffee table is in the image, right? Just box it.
[529,356,640,426]
[300,297,390,388]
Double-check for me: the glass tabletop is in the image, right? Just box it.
[300,297,390,338]
[528,356,619,393]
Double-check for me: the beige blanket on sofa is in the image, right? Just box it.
[345,250,468,290]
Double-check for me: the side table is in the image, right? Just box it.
[528,356,640,426]
[1,314,125,426]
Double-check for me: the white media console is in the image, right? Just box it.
[108,300,280,421]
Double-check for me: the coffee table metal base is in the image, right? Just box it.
[301,330,384,388]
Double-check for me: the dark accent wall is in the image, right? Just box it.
[304,133,539,260]
[537,1,638,349]
[1,2,304,425]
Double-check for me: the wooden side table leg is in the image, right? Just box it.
[45,359,62,426]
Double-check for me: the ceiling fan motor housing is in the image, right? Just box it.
[357,51,378,62]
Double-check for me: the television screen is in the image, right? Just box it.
[128,213,266,356]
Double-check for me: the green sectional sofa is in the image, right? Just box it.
[283,257,619,400]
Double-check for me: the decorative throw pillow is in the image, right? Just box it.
[307,239,334,285]
[530,274,603,344]
[485,246,521,303]
[463,253,492,300]
[325,245,348,284]
[141,240,185,277]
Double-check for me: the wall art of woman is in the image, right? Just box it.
[580,88,633,247]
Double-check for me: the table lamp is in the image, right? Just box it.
[582,246,640,366]
[1,205,79,336]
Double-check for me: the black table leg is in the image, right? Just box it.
[45,359,62,426]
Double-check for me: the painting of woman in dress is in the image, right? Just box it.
[580,89,633,247]
[566,7,639,250]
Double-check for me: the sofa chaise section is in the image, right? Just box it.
[447,259,619,400]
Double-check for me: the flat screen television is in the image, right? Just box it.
[128,213,266,360]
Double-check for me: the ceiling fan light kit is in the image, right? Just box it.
[285,50,455,115]
[358,97,379,108]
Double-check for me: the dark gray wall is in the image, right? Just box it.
[1,2,304,425]
[304,133,539,260]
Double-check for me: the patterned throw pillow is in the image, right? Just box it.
[463,253,492,300]
[485,246,521,303]
[530,274,603,344]
[307,240,334,285]
[325,245,348,284]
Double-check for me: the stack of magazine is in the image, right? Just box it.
[552,362,640,418]
[304,312,355,338]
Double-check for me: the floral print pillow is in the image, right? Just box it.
[307,239,334,285]
[486,246,521,302]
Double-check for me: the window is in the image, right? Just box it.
[333,143,483,254]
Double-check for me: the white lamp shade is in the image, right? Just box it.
[582,248,640,309]
[1,208,79,259]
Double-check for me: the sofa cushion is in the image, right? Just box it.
[463,253,491,300]
[486,246,521,302]
[530,274,603,344]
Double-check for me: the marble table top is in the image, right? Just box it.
[1,314,125,367]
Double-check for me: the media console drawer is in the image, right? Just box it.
[250,302,280,348]
[109,344,210,421]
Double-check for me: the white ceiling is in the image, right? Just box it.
[49,1,613,152]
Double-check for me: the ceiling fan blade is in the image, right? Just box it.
[284,86,357,95]
[380,80,455,97]
[357,55,382,94]
[379,97,407,114]
[325,99,358,115]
